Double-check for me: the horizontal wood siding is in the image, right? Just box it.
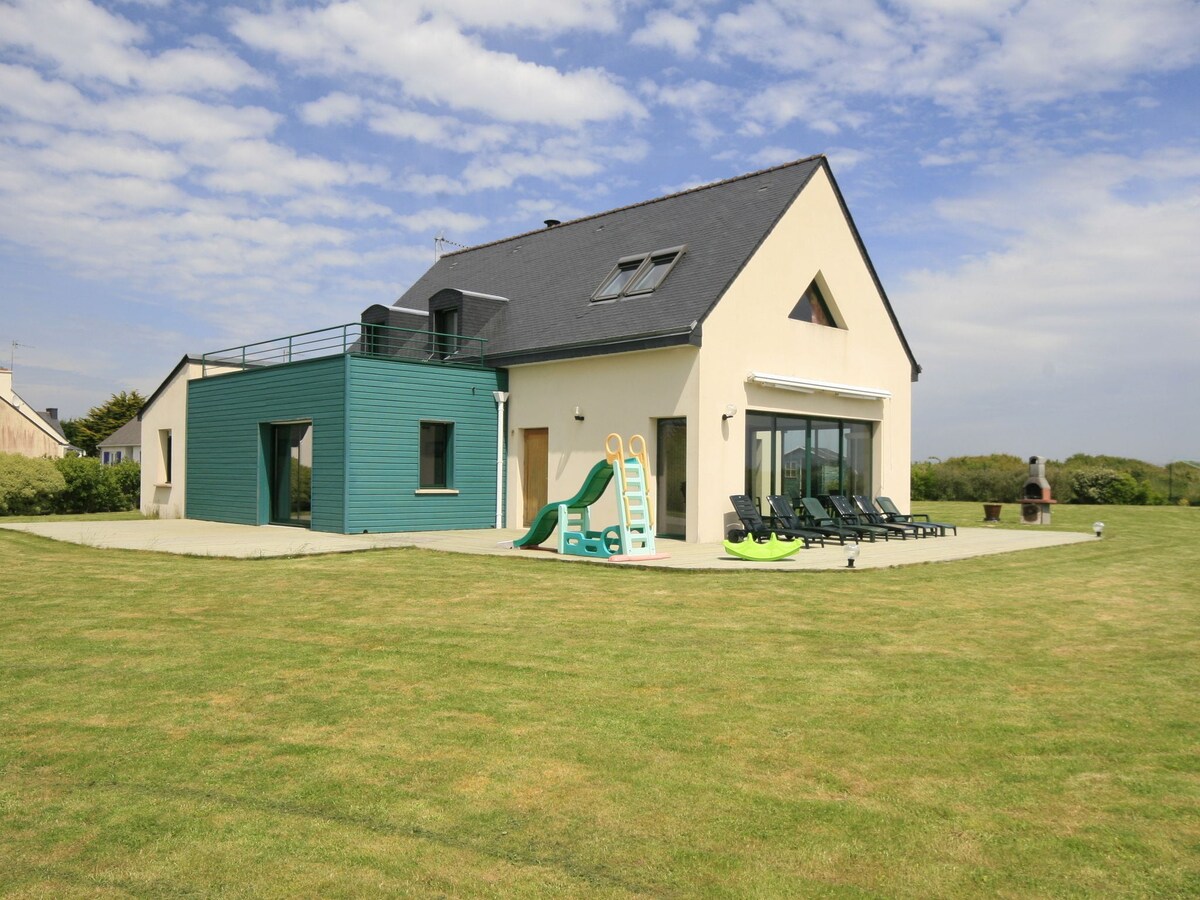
[187,357,347,532]
[346,357,506,532]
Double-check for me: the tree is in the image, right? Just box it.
[62,390,146,457]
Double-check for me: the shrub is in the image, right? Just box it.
[911,454,1027,502]
[0,453,67,515]
[53,456,128,513]
[1069,468,1147,505]
[110,460,141,509]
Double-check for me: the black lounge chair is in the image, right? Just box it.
[875,496,957,536]
[728,495,825,548]
[797,496,878,543]
[851,495,930,539]
[768,495,848,544]
[823,494,901,540]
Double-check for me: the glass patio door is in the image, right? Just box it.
[269,422,312,526]
[656,418,687,538]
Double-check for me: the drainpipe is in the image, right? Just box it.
[492,391,509,528]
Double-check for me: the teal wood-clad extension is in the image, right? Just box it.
[186,354,506,533]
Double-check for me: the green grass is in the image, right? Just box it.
[2,503,1197,896]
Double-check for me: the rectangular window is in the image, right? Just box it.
[159,429,173,484]
[626,251,681,294]
[420,422,452,488]
[592,258,644,300]
[592,246,686,301]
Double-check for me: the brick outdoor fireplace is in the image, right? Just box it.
[1021,455,1056,524]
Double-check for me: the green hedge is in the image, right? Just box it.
[913,454,1198,505]
[0,453,67,515]
[0,453,139,516]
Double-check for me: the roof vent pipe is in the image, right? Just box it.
[543,219,561,228]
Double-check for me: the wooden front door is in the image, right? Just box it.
[522,428,548,527]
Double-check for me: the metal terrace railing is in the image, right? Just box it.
[200,322,487,376]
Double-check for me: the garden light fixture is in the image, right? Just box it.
[845,542,860,568]
[1093,521,1104,539]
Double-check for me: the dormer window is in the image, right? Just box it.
[433,307,459,358]
[591,246,685,302]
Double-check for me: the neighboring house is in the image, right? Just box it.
[0,367,74,458]
[163,155,920,542]
[97,417,141,465]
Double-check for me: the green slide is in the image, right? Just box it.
[513,460,614,549]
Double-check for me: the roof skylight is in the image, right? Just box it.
[591,246,685,302]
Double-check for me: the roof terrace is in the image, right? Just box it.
[200,322,487,376]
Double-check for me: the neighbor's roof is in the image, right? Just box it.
[98,416,141,448]
[393,155,920,377]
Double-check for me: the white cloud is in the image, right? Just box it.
[230,2,644,127]
[632,10,706,57]
[365,105,513,153]
[427,0,620,32]
[739,81,865,135]
[300,92,365,126]
[395,207,489,234]
[0,0,265,93]
[896,147,1200,456]
[711,0,1200,123]
[197,140,388,197]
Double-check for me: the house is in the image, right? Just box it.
[162,155,920,542]
[0,367,74,458]
[138,355,236,519]
[98,417,141,465]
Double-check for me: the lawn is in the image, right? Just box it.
[1,503,1197,896]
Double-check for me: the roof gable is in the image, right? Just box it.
[391,154,919,378]
[394,157,826,364]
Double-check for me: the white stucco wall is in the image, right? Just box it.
[504,346,700,536]
[140,361,205,519]
[695,165,914,539]
[503,165,916,544]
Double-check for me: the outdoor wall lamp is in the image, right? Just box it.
[844,542,860,568]
[574,406,585,422]
[722,404,738,421]
[1093,521,1105,538]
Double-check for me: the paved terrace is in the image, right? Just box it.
[1,519,1092,570]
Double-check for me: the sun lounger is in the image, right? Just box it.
[851,495,929,539]
[823,494,902,540]
[875,496,957,536]
[728,495,825,548]
[797,496,879,543]
[767,495,849,544]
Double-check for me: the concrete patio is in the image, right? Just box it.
[1,518,1093,570]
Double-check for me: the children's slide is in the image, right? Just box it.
[513,460,614,549]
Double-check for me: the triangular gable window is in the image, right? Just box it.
[789,280,838,328]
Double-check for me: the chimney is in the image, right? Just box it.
[0,368,12,404]
[45,407,58,421]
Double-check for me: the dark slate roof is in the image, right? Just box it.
[98,416,141,448]
[393,155,919,376]
[36,409,66,438]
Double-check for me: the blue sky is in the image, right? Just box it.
[1,0,1197,463]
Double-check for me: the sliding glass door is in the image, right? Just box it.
[744,413,873,513]
[269,422,313,526]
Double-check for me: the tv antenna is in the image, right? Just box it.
[434,230,468,261]
[9,340,35,370]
